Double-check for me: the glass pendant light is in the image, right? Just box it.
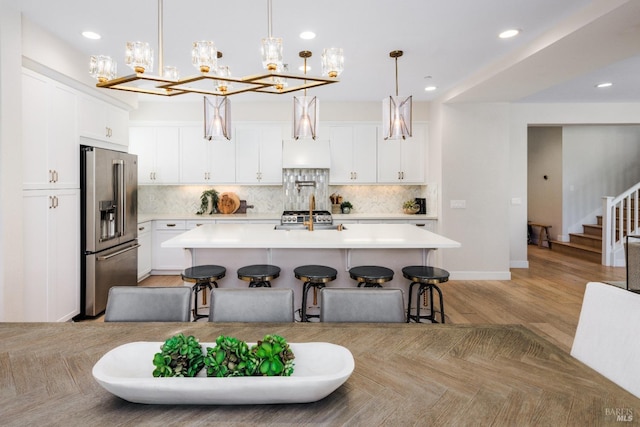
[293,51,319,140]
[192,41,217,73]
[204,96,231,141]
[125,41,153,73]
[89,55,117,82]
[321,48,344,78]
[261,0,283,71]
[383,50,412,140]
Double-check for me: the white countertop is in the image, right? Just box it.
[139,212,437,223]
[161,223,459,250]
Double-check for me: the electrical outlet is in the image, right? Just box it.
[450,200,466,209]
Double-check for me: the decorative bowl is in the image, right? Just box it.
[92,341,354,405]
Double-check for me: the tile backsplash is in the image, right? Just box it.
[138,183,437,215]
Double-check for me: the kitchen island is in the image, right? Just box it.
[162,223,460,312]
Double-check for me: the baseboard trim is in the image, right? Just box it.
[449,271,512,280]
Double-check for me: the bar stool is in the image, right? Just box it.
[349,265,394,288]
[237,264,281,288]
[182,265,226,321]
[403,265,449,323]
[294,265,338,322]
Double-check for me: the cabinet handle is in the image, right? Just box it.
[49,196,54,209]
[138,226,145,231]
[53,170,59,183]
[354,172,357,180]
[49,170,53,183]
[166,223,176,227]
[415,223,425,227]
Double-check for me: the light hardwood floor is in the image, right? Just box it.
[116,246,627,353]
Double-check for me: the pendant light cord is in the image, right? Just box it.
[267,0,273,38]
[158,0,164,76]
[395,56,399,97]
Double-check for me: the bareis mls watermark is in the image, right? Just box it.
[605,408,633,422]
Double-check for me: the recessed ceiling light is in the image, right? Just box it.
[424,86,437,92]
[82,31,101,40]
[300,31,316,40]
[499,29,520,39]
[596,82,613,88]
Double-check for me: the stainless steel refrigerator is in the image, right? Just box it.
[80,146,138,317]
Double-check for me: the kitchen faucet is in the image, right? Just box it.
[304,194,315,231]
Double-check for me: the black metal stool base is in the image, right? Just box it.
[403,265,449,324]
[182,265,226,322]
[295,265,338,322]
[238,264,281,289]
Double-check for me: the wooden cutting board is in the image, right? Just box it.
[217,192,241,214]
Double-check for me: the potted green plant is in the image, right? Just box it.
[340,201,353,214]
[403,199,419,214]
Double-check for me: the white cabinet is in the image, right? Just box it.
[152,220,187,272]
[129,126,181,184]
[377,124,427,184]
[328,125,377,184]
[235,124,283,184]
[180,126,235,184]
[137,221,152,281]
[23,189,80,322]
[22,70,79,190]
[78,95,129,146]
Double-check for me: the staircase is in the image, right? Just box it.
[551,219,603,263]
[550,184,639,265]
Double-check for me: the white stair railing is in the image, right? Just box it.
[602,183,640,266]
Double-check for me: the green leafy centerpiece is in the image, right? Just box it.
[152,333,205,377]
[153,333,295,378]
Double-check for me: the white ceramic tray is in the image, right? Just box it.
[93,341,354,405]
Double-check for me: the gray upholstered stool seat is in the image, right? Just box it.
[181,265,226,321]
[237,264,281,287]
[294,265,338,322]
[403,265,449,323]
[349,265,394,288]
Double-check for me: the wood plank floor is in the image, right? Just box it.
[110,246,627,353]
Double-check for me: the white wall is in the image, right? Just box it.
[528,127,563,241]
[434,102,513,280]
[0,0,24,321]
[562,125,640,236]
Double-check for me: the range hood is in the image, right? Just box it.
[282,140,331,169]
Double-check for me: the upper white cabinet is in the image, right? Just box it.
[327,125,377,184]
[377,124,427,184]
[235,124,283,184]
[180,126,236,184]
[78,95,129,146]
[22,70,79,190]
[129,126,181,184]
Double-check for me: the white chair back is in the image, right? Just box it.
[571,281,640,398]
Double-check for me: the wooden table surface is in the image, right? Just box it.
[1,322,638,426]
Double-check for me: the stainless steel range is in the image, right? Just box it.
[276,210,341,230]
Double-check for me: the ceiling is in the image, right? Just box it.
[8,0,640,104]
